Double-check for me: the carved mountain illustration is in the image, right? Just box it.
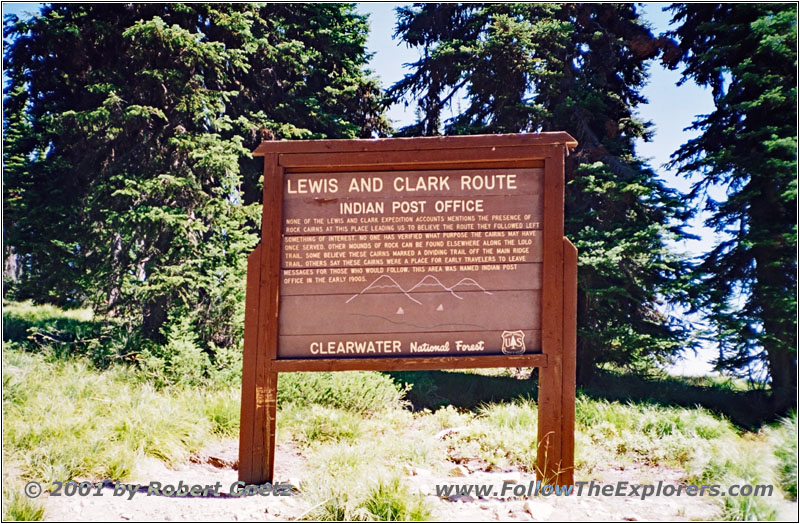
[345,274,493,305]
[344,274,422,304]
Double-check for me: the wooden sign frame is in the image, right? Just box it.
[239,133,578,485]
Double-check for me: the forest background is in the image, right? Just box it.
[2,2,796,412]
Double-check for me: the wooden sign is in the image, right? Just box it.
[239,133,578,486]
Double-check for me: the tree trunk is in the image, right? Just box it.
[142,296,168,343]
[3,245,21,284]
[766,345,797,414]
[575,288,596,386]
[751,177,797,414]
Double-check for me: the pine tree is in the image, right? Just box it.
[3,4,387,352]
[391,3,693,381]
[665,3,797,412]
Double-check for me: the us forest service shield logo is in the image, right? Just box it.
[501,330,526,355]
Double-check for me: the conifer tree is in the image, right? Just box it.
[3,4,387,350]
[666,3,797,411]
[391,3,693,381]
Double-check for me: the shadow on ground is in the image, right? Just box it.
[580,370,775,430]
[389,368,776,429]
[388,369,537,411]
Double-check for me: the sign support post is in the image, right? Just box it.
[239,133,577,486]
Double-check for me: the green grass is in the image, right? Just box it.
[389,369,535,410]
[296,439,435,521]
[362,477,432,521]
[5,340,796,521]
[2,347,240,483]
[279,371,408,414]
[2,300,121,367]
[436,399,540,472]
[3,301,796,522]
[283,404,438,521]
[772,412,798,500]
[580,368,774,429]
[2,483,45,522]
[575,396,739,472]
[3,300,94,330]
[301,475,432,521]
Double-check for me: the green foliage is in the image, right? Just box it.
[579,368,773,429]
[301,472,432,521]
[2,483,45,522]
[2,300,139,368]
[278,371,408,414]
[719,496,777,522]
[297,434,435,521]
[2,345,239,483]
[280,404,365,446]
[3,328,795,521]
[390,369,535,410]
[390,4,694,381]
[3,301,94,342]
[362,477,432,521]
[574,393,788,519]
[138,314,211,387]
[441,400,541,471]
[4,300,236,386]
[576,396,736,471]
[201,389,241,437]
[666,3,798,411]
[772,412,798,500]
[3,4,388,369]
[695,433,781,521]
[279,400,436,520]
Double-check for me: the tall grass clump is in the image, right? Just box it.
[279,404,365,445]
[2,347,238,483]
[2,482,45,522]
[298,442,433,521]
[283,401,437,520]
[575,396,739,472]
[438,399,540,471]
[362,477,432,521]
[771,412,797,500]
[278,371,408,413]
[301,473,431,521]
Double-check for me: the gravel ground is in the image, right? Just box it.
[40,438,797,522]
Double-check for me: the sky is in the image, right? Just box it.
[2,2,728,375]
[356,2,720,376]
[357,2,722,248]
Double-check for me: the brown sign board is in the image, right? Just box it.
[239,133,578,487]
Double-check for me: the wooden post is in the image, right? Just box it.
[239,154,283,484]
[536,145,566,483]
[238,243,261,482]
[560,237,578,486]
[535,240,577,485]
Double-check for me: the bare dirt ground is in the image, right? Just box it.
[39,437,797,522]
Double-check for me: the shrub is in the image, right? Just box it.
[3,301,240,387]
[132,314,211,387]
[278,371,408,413]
